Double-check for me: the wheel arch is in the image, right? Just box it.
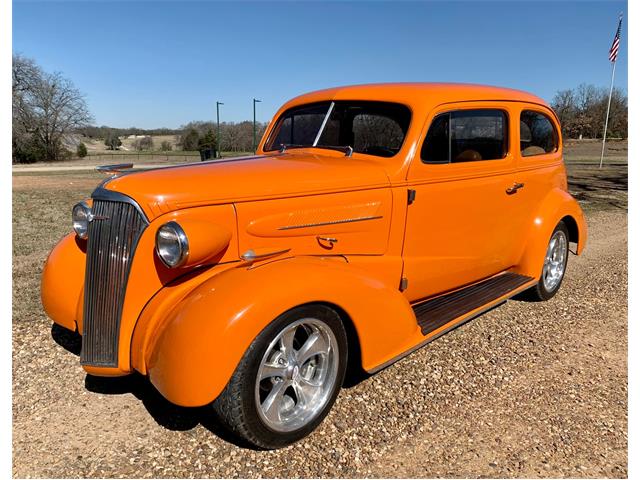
[251,299,366,384]
[313,301,365,384]
[143,256,417,407]
[560,214,580,247]
[515,188,587,279]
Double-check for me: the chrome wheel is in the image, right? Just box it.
[255,318,339,433]
[542,230,567,292]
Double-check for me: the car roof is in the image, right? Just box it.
[282,82,550,111]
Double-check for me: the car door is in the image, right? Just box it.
[509,104,565,252]
[401,102,521,303]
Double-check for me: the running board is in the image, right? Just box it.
[413,272,534,336]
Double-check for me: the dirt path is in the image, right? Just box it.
[366,209,627,477]
[12,209,627,478]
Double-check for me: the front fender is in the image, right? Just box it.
[41,233,86,332]
[515,188,587,279]
[145,256,417,407]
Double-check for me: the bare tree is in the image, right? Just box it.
[551,89,576,134]
[551,84,627,139]
[178,120,267,154]
[132,136,154,151]
[13,54,93,162]
[104,131,122,150]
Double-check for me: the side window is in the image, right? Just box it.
[520,110,558,156]
[421,113,449,163]
[421,109,508,163]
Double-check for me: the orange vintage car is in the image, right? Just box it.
[42,83,587,448]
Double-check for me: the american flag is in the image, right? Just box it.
[608,15,622,63]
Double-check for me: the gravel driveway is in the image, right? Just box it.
[12,207,627,478]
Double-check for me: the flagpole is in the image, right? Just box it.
[600,12,622,169]
[599,60,617,169]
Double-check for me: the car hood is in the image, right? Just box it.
[102,151,391,220]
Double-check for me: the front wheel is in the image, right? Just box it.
[523,221,570,301]
[212,304,347,449]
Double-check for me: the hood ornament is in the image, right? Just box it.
[96,163,134,176]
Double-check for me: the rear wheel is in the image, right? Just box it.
[212,304,347,449]
[523,221,569,301]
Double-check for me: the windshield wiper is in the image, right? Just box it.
[279,143,353,157]
[279,143,313,153]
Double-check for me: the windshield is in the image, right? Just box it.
[264,101,411,158]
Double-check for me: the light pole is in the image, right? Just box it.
[216,101,223,158]
[253,98,262,153]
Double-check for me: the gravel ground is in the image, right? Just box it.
[13,184,627,477]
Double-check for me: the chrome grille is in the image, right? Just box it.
[81,195,147,367]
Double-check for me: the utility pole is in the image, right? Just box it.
[216,101,223,158]
[253,98,262,153]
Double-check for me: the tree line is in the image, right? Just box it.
[12,55,269,163]
[98,121,269,154]
[177,121,268,154]
[12,54,628,163]
[551,84,627,139]
[79,125,182,139]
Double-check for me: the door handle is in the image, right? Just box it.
[506,182,525,195]
[317,236,338,249]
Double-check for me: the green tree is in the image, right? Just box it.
[181,128,200,151]
[76,142,88,158]
[198,129,216,151]
[160,140,173,151]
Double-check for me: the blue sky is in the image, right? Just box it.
[13,0,628,129]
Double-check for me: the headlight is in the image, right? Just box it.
[72,201,92,239]
[155,221,189,268]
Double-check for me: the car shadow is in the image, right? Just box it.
[50,323,369,449]
[83,374,252,448]
[511,290,538,302]
[50,324,251,448]
[51,323,82,355]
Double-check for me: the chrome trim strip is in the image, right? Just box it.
[312,101,335,147]
[91,187,149,224]
[277,215,383,231]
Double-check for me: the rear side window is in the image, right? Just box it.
[421,109,508,163]
[520,110,558,156]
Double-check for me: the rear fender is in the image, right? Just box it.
[145,256,417,407]
[515,188,587,279]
